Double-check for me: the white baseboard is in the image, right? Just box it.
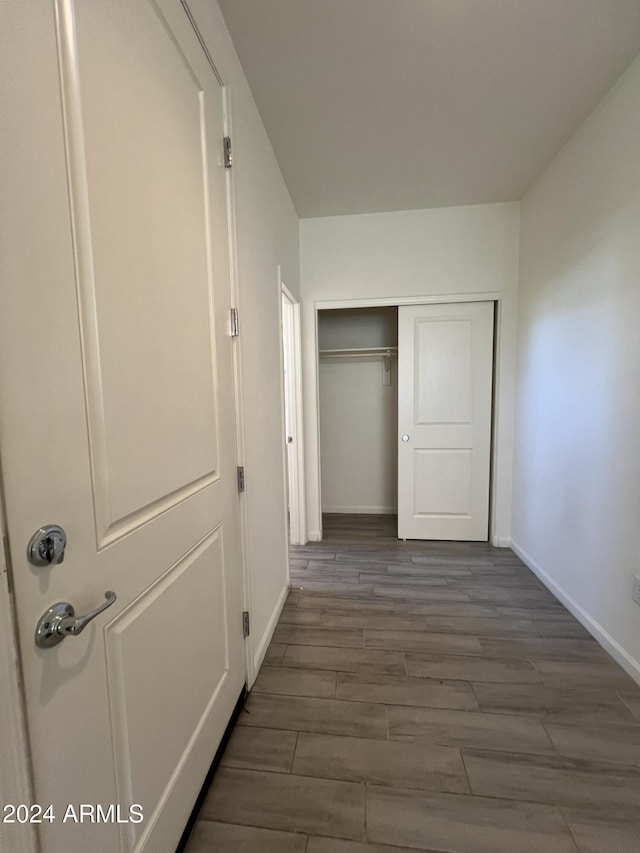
[492,535,511,548]
[322,506,397,515]
[307,529,321,542]
[251,583,289,685]
[511,539,640,687]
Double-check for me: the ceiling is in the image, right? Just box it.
[217,0,640,218]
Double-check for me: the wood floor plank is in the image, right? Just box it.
[283,644,406,675]
[293,732,469,793]
[373,585,472,602]
[364,628,482,655]
[253,665,337,699]
[220,726,297,773]
[394,601,499,618]
[463,748,640,811]
[466,586,559,604]
[410,555,494,567]
[292,580,376,597]
[316,610,430,632]
[307,838,434,853]
[273,624,364,649]
[278,607,324,626]
[307,560,368,573]
[388,563,472,577]
[263,643,286,666]
[240,692,388,739]
[619,690,640,720]
[366,786,578,853]
[532,659,637,689]
[336,671,479,710]
[532,620,592,639]
[446,576,545,590]
[185,821,307,853]
[472,682,638,724]
[560,807,640,853]
[201,767,365,840]
[334,551,413,563]
[289,549,336,561]
[287,591,395,613]
[406,652,542,684]
[360,572,449,586]
[387,705,555,755]
[544,721,640,764]
[495,605,568,619]
[419,615,539,637]
[478,636,610,662]
[291,569,361,583]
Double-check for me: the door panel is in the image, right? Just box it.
[1,2,244,851]
[398,302,494,541]
[105,527,229,850]
[416,319,472,424]
[413,448,473,515]
[70,0,222,542]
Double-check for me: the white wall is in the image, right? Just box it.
[513,55,640,682]
[319,309,398,514]
[300,202,520,542]
[186,1,300,673]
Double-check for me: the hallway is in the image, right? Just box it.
[187,515,640,852]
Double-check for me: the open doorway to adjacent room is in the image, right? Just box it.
[281,280,307,545]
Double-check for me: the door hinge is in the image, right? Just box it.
[223,136,232,168]
[242,610,250,637]
[237,465,245,493]
[230,307,239,338]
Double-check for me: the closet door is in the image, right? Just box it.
[398,302,494,540]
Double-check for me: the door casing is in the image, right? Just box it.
[281,279,307,546]
[0,504,37,853]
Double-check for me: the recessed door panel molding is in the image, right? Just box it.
[59,0,222,547]
[105,527,228,851]
[413,449,472,516]
[416,318,472,425]
[399,302,494,540]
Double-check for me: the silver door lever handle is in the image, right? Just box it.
[35,591,117,649]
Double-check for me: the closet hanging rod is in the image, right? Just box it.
[319,346,398,359]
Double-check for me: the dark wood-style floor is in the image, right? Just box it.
[186,514,640,853]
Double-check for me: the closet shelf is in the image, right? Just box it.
[319,346,398,359]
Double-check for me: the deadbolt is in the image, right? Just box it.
[27,525,67,566]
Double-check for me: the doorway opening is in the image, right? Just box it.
[281,282,306,545]
[318,306,399,524]
[317,301,495,542]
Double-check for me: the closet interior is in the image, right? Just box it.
[318,306,399,518]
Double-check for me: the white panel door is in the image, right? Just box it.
[398,302,494,540]
[1,2,244,851]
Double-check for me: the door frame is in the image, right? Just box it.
[313,291,505,545]
[280,278,307,546]
[0,490,38,853]
[218,84,255,688]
